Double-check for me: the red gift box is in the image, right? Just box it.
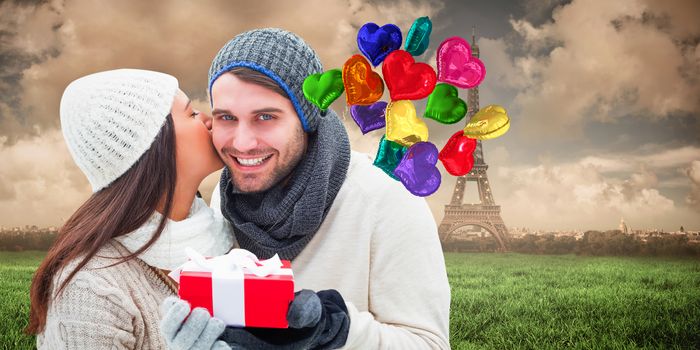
[171,249,294,328]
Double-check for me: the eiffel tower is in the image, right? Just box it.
[437,27,509,251]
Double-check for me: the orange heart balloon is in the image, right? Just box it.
[385,100,429,147]
[342,54,384,105]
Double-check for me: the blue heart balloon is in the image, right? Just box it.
[405,17,432,56]
[357,23,402,66]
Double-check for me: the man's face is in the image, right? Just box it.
[211,73,307,193]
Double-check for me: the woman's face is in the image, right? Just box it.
[171,89,224,181]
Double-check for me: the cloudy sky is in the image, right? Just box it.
[1,0,698,231]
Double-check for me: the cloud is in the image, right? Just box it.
[2,0,697,233]
[0,0,63,143]
[486,145,700,229]
[518,0,571,26]
[0,129,91,227]
[0,0,444,227]
[577,145,700,173]
[490,0,700,138]
[643,0,700,41]
[492,159,681,231]
[423,145,700,231]
[2,0,444,144]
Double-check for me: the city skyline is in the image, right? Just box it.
[4,220,698,236]
[0,0,698,231]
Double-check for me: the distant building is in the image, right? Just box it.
[619,217,629,234]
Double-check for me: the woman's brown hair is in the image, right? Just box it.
[26,115,177,334]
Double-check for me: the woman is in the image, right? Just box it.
[27,69,233,349]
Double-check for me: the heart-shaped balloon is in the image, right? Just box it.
[373,135,407,181]
[357,23,403,66]
[302,69,344,110]
[350,101,387,134]
[342,55,384,105]
[393,142,442,197]
[463,104,510,140]
[437,37,486,89]
[404,16,432,56]
[424,83,468,124]
[385,100,429,147]
[439,130,477,176]
[382,50,437,101]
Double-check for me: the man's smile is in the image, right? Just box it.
[225,152,274,170]
[235,154,273,166]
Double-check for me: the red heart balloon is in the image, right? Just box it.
[438,130,477,176]
[382,50,437,101]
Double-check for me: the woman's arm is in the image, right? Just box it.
[38,270,139,349]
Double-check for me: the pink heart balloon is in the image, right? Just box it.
[436,37,486,89]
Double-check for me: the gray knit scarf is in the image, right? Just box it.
[219,110,350,261]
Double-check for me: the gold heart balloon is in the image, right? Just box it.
[385,100,429,147]
[463,104,510,140]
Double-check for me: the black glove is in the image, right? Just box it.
[218,289,350,350]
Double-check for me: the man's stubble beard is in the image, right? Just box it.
[227,126,307,194]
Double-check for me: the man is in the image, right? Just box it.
[164,28,451,349]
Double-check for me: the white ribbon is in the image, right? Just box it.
[168,247,284,283]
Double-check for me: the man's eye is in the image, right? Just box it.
[259,113,274,121]
[190,110,199,118]
[221,115,234,121]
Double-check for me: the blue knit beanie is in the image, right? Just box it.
[208,28,324,133]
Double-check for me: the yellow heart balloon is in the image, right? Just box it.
[463,104,510,140]
[385,100,429,147]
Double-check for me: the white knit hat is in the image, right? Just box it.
[60,69,179,192]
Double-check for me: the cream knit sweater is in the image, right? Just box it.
[36,195,234,349]
[36,241,175,349]
[211,151,452,349]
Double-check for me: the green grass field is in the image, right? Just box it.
[1,251,699,349]
[0,251,45,350]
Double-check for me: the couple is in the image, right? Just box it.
[27,28,451,349]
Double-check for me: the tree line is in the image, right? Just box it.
[3,229,700,257]
[443,230,700,257]
[0,230,58,251]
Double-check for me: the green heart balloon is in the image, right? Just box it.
[405,16,432,56]
[373,135,408,181]
[302,69,344,110]
[424,83,468,124]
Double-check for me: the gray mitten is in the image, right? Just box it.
[218,289,350,350]
[160,296,230,350]
[286,289,322,328]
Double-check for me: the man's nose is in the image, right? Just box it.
[231,123,258,153]
[195,110,213,130]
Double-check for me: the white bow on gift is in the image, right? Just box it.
[168,247,284,283]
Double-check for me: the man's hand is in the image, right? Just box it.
[286,289,322,328]
[160,296,230,350]
[218,289,350,350]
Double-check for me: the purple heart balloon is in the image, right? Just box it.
[393,142,442,197]
[357,23,403,66]
[350,101,387,134]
